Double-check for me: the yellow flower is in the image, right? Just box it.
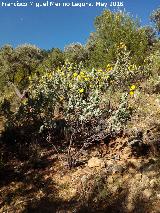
[117,42,126,50]
[106,64,112,71]
[79,88,84,93]
[108,67,113,71]
[80,71,85,76]
[98,69,102,72]
[129,91,134,96]
[84,77,89,81]
[78,75,82,81]
[128,64,137,71]
[73,73,78,78]
[130,85,136,91]
[57,68,61,72]
[115,15,120,21]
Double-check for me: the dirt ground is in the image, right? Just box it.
[0,134,160,213]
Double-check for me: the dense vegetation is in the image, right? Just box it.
[0,8,160,213]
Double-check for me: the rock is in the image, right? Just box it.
[112,165,124,174]
[145,171,157,178]
[128,168,135,174]
[105,160,125,174]
[155,98,160,106]
[143,189,152,199]
[128,159,142,170]
[106,159,114,166]
[135,174,142,180]
[92,150,100,157]
[123,174,132,181]
[81,150,88,156]
[112,186,118,193]
[157,194,160,199]
[81,175,87,184]
[111,155,120,160]
[128,139,142,147]
[104,165,114,174]
[150,179,157,188]
[88,157,105,168]
[107,176,114,184]
[141,175,150,186]
[103,167,112,174]
[127,203,134,212]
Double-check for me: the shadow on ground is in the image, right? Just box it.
[0,127,159,212]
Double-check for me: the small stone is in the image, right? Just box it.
[128,168,135,174]
[123,174,132,181]
[157,194,160,199]
[92,151,100,157]
[104,165,113,174]
[107,176,114,184]
[112,165,124,174]
[141,175,150,186]
[155,98,160,106]
[81,150,88,156]
[112,186,118,193]
[88,157,105,168]
[127,203,134,212]
[135,174,142,180]
[143,189,152,199]
[81,175,87,184]
[150,179,157,188]
[106,160,114,166]
[146,171,157,178]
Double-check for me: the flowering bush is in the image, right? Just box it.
[4,45,142,137]
[109,42,150,90]
[3,45,144,166]
[28,61,107,127]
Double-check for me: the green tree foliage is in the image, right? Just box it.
[141,26,157,46]
[37,48,65,74]
[0,45,14,92]
[150,7,160,34]
[64,43,88,65]
[87,10,154,68]
[0,44,44,93]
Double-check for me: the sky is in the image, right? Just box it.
[0,0,159,50]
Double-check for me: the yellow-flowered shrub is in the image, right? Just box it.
[29,61,107,124]
[4,45,143,133]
